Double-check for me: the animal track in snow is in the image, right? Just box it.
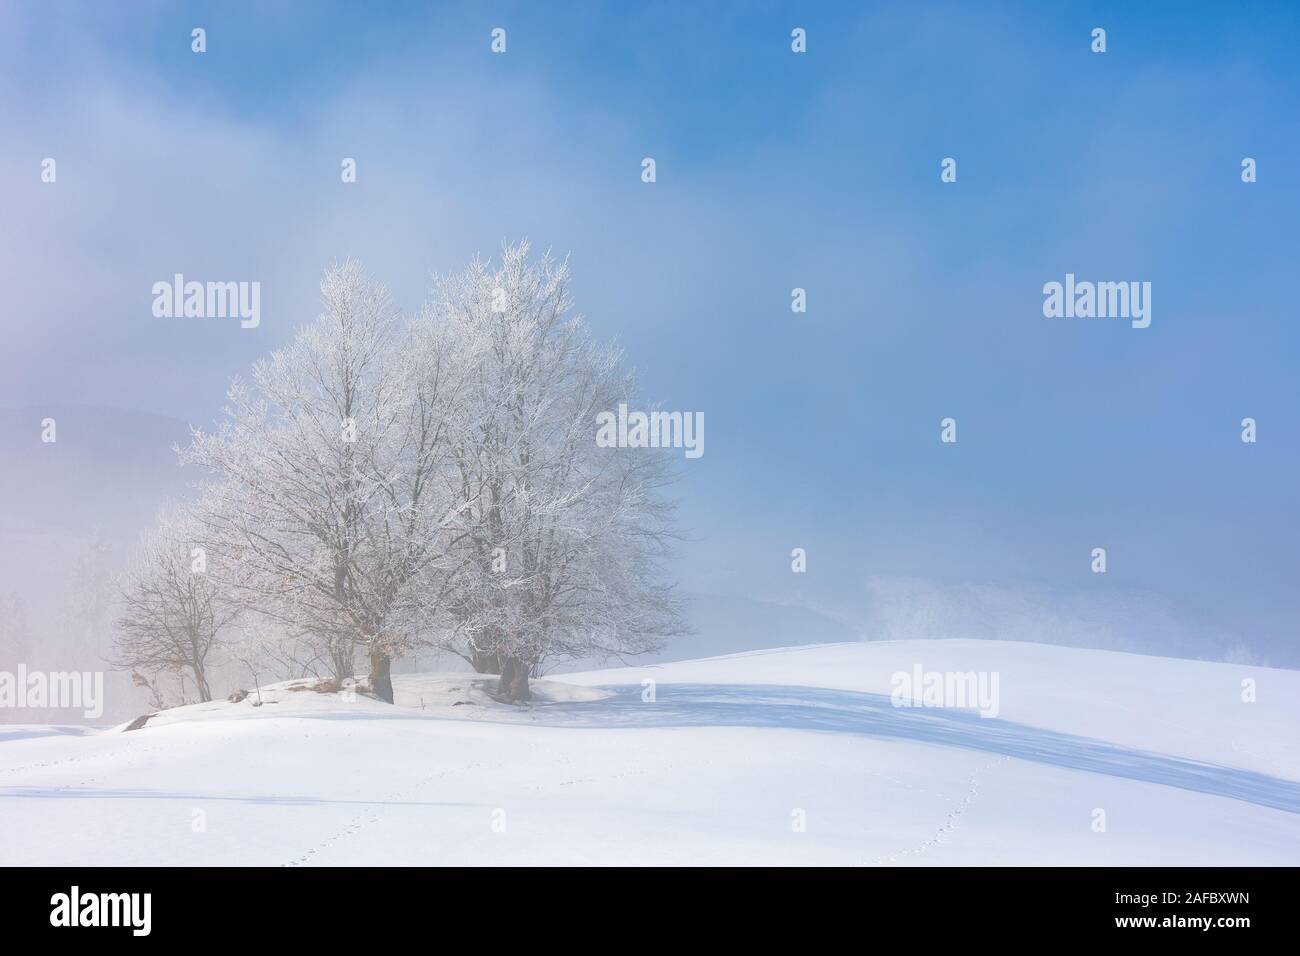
[870,755,1010,865]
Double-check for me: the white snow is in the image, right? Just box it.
[2,639,1296,865]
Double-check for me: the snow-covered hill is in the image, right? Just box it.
[1,640,1296,865]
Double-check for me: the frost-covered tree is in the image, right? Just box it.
[114,503,236,703]
[175,249,686,705]
[428,242,687,701]
[180,262,472,702]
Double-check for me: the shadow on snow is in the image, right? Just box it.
[532,683,1300,815]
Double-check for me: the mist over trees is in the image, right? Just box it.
[114,242,686,705]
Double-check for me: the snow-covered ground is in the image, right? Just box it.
[2,639,1297,865]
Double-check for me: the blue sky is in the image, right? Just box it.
[3,1,1298,662]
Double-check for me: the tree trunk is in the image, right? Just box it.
[190,630,213,702]
[496,657,515,698]
[509,663,530,702]
[368,647,394,704]
[193,664,212,703]
[470,648,501,673]
[496,656,532,703]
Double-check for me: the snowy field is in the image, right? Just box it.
[2,639,1297,866]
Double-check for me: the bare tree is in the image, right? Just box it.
[114,503,236,703]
